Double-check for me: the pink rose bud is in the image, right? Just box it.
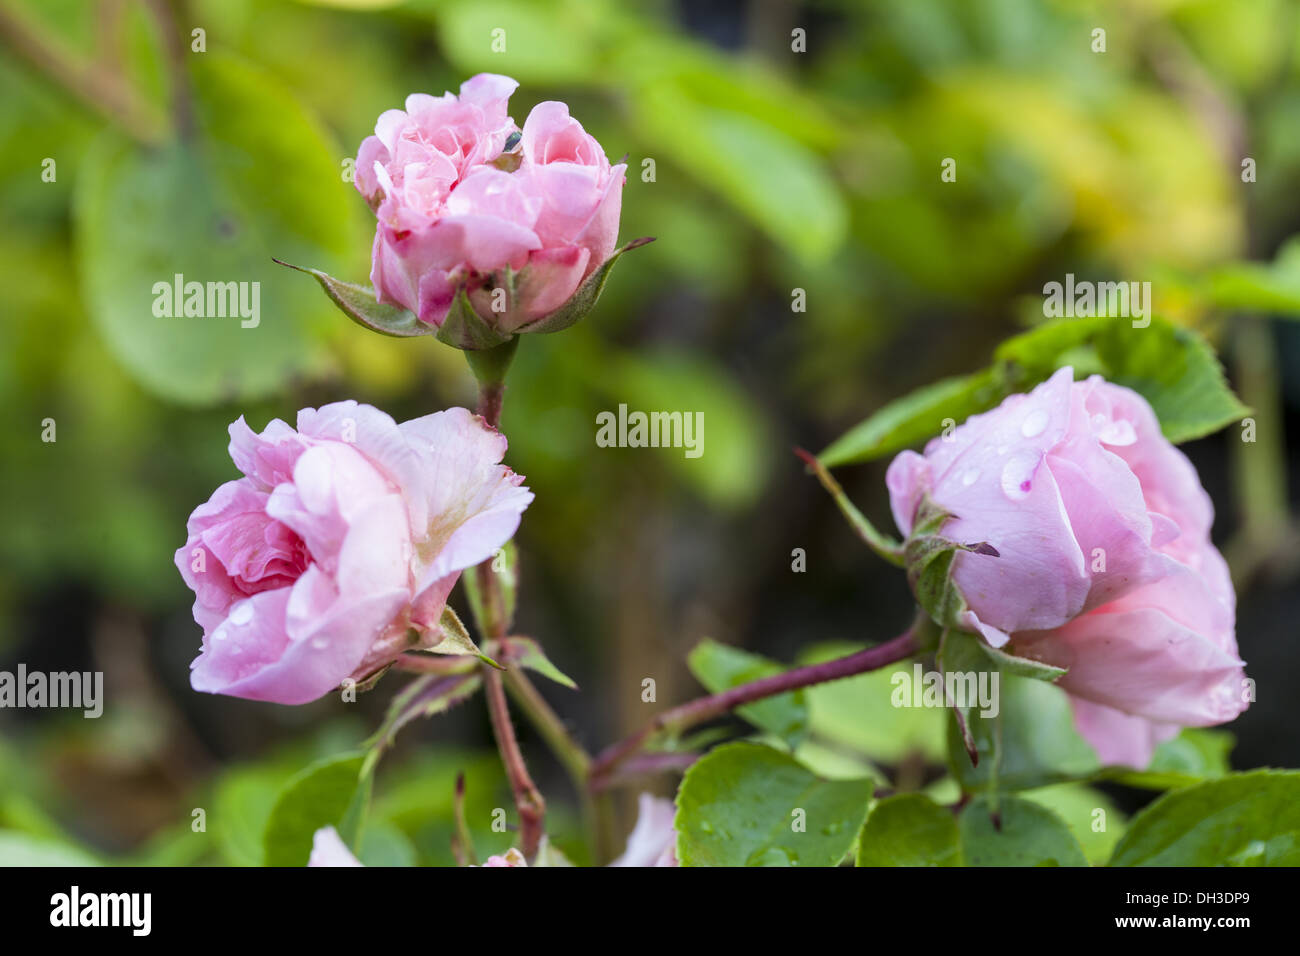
[175,402,532,705]
[886,367,1248,766]
[353,74,638,347]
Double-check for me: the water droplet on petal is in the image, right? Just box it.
[1020,408,1049,438]
[1001,452,1039,500]
[311,638,329,651]
[961,468,981,487]
[229,601,254,626]
[212,627,228,642]
[1097,419,1137,446]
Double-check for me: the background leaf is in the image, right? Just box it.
[75,53,356,405]
[262,752,367,867]
[674,742,873,866]
[1107,770,1300,866]
[856,793,959,867]
[958,794,1088,866]
[819,370,999,467]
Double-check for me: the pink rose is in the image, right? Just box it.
[480,848,527,867]
[609,793,679,867]
[886,367,1247,766]
[355,75,627,335]
[175,402,532,705]
[308,826,363,867]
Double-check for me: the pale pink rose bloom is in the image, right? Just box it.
[308,826,364,867]
[175,402,532,705]
[480,848,527,867]
[355,76,626,332]
[886,367,1247,767]
[609,793,679,867]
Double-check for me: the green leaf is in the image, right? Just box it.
[686,639,807,746]
[949,675,1099,792]
[818,369,1000,467]
[212,766,285,867]
[674,742,873,867]
[958,794,1088,866]
[856,794,959,867]
[75,53,355,405]
[263,753,366,867]
[1089,318,1249,443]
[356,820,418,867]
[362,672,483,778]
[997,316,1248,442]
[503,636,578,690]
[993,315,1109,370]
[436,0,602,84]
[1107,771,1300,867]
[1205,240,1300,316]
[634,81,847,263]
[273,259,433,337]
[1022,783,1126,866]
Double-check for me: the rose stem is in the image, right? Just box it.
[587,625,922,786]
[467,340,548,859]
[794,447,906,567]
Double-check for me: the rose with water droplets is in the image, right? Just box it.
[175,401,532,705]
[886,367,1248,766]
[354,74,628,337]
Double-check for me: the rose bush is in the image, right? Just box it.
[886,367,1248,765]
[353,73,628,337]
[175,401,532,704]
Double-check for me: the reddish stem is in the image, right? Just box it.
[483,666,546,859]
[588,628,921,785]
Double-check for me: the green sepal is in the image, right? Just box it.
[511,237,655,335]
[902,496,994,631]
[435,285,515,351]
[425,605,502,669]
[272,259,434,337]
